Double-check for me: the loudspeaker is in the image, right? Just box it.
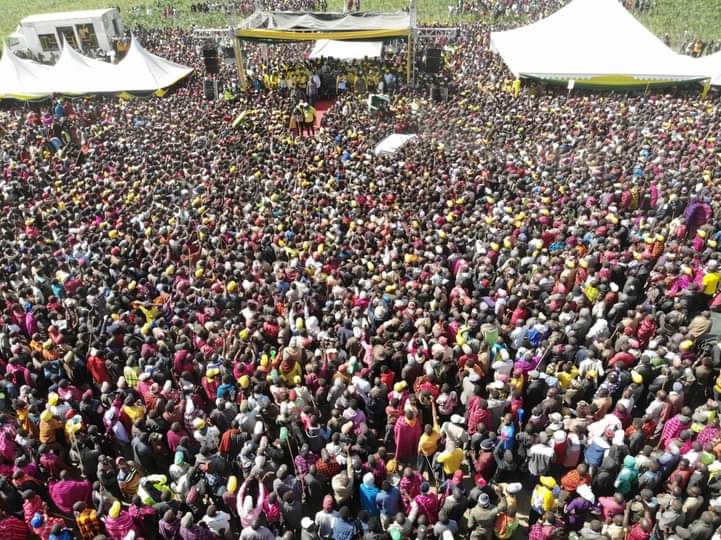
[202,47,219,74]
[425,48,442,74]
[203,78,218,100]
[429,85,448,103]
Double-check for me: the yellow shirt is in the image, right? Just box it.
[437,447,464,474]
[703,272,720,295]
[418,425,440,457]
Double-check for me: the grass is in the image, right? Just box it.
[0,0,720,51]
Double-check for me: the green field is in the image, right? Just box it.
[1,0,720,50]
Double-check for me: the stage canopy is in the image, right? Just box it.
[0,36,193,100]
[309,39,382,60]
[237,11,411,42]
[374,133,417,156]
[490,0,707,86]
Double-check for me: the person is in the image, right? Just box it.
[314,495,338,540]
[359,473,380,516]
[3,12,721,540]
[302,103,317,137]
[394,410,422,464]
[332,506,357,540]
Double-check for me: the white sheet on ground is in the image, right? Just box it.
[374,133,417,156]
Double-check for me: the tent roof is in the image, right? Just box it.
[490,0,707,83]
[237,11,410,42]
[20,9,116,24]
[115,36,194,92]
[0,47,52,99]
[0,37,192,100]
[309,39,382,60]
[693,51,721,86]
[50,41,119,94]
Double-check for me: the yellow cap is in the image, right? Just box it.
[48,393,59,406]
[239,375,250,389]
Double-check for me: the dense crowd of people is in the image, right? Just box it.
[3,2,721,540]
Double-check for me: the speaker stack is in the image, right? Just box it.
[425,48,442,74]
[202,47,220,74]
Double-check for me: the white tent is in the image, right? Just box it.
[693,51,721,86]
[0,37,192,100]
[374,133,417,156]
[309,39,382,60]
[115,36,194,93]
[490,0,707,85]
[0,48,52,99]
[47,41,119,94]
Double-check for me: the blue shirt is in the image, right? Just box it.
[375,487,401,517]
[333,518,357,540]
[359,483,380,515]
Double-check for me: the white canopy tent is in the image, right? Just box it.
[693,51,721,86]
[309,39,382,60]
[48,40,120,94]
[490,0,707,86]
[114,36,194,93]
[374,133,417,156]
[0,47,52,99]
[0,37,192,100]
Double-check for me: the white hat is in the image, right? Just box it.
[301,517,314,529]
[450,414,465,425]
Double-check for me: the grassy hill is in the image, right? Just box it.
[1,0,719,51]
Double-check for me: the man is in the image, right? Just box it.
[332,506,357,540]
[239,518,274,540]
[302,103,317,137]
[376,480,401,528]
[314,495,338,540]
[465,493,500,540]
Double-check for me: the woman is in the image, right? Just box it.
[393,410,422,463]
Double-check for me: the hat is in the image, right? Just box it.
[507,482,522,494]
[451,414,465,425]
[553,430,567,443]
[539,476,556,488]
[478,493,490,507]
[192,418,206,430]
[301,517,314,529]
[480,439,494,451]
[577,484,595,503]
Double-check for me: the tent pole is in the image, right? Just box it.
[234,36,248,91]
[407,33,413,89]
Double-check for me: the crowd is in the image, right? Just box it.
[3,4,721,540]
